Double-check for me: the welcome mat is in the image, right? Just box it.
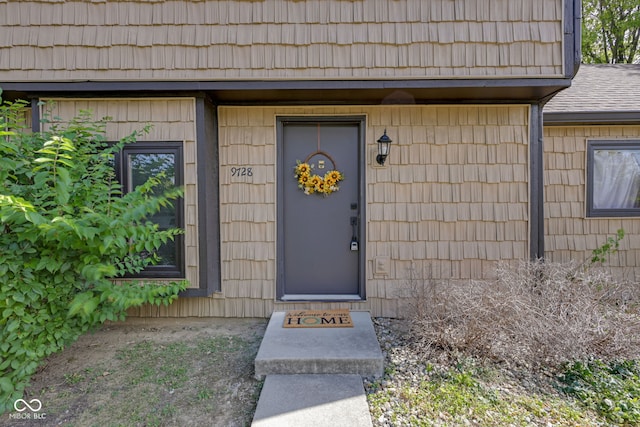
[283,309,353,328]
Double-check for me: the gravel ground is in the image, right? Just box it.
[364,317,425,426]
[363,317,605,427]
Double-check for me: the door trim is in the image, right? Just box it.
[276,116,367,301]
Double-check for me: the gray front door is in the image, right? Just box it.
[277,118,364,300]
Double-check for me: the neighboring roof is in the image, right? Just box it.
[544,64,640,125]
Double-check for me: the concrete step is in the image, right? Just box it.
[254,311,384,378]
[251,374,373,427]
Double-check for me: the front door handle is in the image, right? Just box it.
[350,216,359,251]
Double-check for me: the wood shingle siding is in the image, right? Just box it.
[39,98,201,289]
[0,0,563,81]
[124,104,530,318]
[544,125,640,280]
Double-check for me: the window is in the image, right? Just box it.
[587,141,640,217]
[114,142,185,277]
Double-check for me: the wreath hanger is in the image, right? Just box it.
[303,150,338,170]
[293,124,344,197]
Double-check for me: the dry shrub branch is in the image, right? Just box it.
[406,260,640,369]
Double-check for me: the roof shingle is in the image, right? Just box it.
[545,64,640,113]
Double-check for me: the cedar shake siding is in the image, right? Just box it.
[0,0,584,318]
[0,0,564,81]
[543,125,640,280]
[134,104,528,318]
[39,98,202,290]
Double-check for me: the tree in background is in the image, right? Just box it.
[582,0,640,63]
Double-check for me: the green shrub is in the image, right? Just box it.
[589,228,625,265]
[0,97,187,413]
[558,359,640,424]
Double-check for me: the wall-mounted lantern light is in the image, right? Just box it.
[376,129,392,165]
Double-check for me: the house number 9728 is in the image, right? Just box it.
[230,167,253,177]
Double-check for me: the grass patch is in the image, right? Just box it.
[558,359,640,425]
[22,326,265,427]
[368,361,603,426]
[82,336,259,426]
[116,340,190,389]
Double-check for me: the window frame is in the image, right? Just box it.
[114,141,185,278]
[586,140,640,218]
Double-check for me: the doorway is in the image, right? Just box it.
[277,117,365,300]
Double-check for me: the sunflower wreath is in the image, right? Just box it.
[294,156,344,196]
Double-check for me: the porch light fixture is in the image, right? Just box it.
[376,129,392,165]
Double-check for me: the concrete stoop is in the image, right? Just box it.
[254,311,384,378]
[252,311,383,426]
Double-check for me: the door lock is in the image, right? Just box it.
[350,216,359,251]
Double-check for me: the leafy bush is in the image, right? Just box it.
[404,252,640,369]
[558,359,640,425]
[0,97,187,413]
[589,228,625,265]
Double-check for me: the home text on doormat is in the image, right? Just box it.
[283,309,353,328]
